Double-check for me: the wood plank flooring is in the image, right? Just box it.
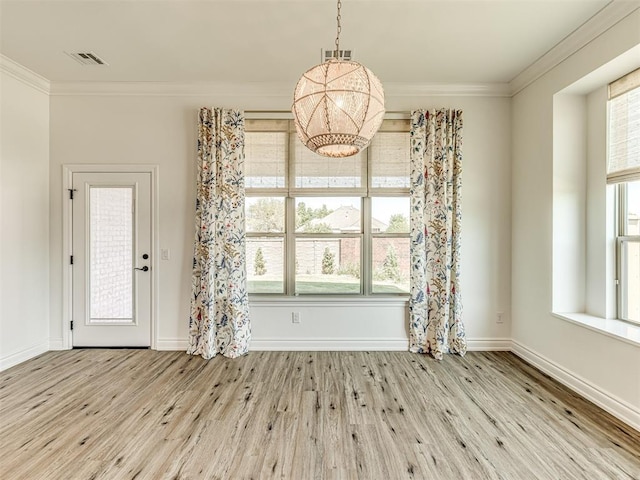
[0,350,638,479]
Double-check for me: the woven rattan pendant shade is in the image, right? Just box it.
[291,0,385,158]
[292,59,385,158]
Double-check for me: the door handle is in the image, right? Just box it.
[135,266,149,272]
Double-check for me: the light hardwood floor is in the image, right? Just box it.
[1,350,638,479]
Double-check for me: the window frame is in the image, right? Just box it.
[615,182,640,325]
[245,119,410,297]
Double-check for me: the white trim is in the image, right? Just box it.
[553,312,640,347]
[0,342,49,371]
[156,339,189,351]
[249,297,409,307]
[511,340,640,432]
[61,164,160,350]
[466,338,512,351]
[50,81,291,97]
[154,337,510,352]
[48,339,65,351]
[384,83,511,98]
[0,55,50,94]
[61,167,73,350]
[252,337,513,351]
[510,2,640,95]
[251,338,409,351]
[49,81,511,98]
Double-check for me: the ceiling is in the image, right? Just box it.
[0,0,618,85]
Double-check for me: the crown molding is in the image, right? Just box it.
[510,1,640,95]
[48,80,511,98]
[0,55,50,94]
[384,82,511,97]
[49,81,294,97]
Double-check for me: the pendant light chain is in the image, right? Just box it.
[335,0,342,58]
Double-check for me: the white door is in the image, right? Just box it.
[72,172,152,347]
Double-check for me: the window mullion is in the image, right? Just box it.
[618,183,628,236]
[363,196,372,295]
[616,183,625,319]
[285,196,295,295]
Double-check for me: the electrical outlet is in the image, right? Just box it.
[292,312,301,324]
[496,311,504,324]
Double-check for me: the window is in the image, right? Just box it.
[608,69,640,324]
[615,181,639,324]
[245,119,410,295]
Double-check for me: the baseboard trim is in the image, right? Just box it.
[0,341,49,371]
[250,337,511,351]
[48,339,66,350]
[511,340,640,432]
[156,339,188,351]
[466,338,512,351]
[251,338,410,351]
[156,337,512,352]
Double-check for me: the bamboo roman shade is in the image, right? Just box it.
[244,119,410,195]
[293,139,365,192]
[607,68,640,184]
[244,131,287,190]
[370,132,411,191]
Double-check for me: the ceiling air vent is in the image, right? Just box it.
[66,51,108,66]
[322,49,352,62]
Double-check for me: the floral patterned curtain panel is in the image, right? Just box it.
[188,108,251,359]
[409,109,466,359]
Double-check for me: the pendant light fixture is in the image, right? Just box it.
[292,0,385,158]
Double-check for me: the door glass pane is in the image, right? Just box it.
[90,187,133,320]
[372,238,410,294]
[295,238,361,294]
[247,237,285,294]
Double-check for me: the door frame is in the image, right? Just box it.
[62,164,159,350]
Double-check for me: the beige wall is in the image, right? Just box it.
[0,68,50,369]
[512,10,640,425]
[48,93,512,349]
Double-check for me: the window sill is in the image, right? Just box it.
[552,312,640,347]
[249,295,409,307]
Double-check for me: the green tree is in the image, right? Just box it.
[303,222,332,233]
[321,247,335,275]
[386,214,409,233]
[382,244,401,282]
[316,204,332,219]
[296,201,312,229]
[254,247,267,276]
[296,202,334,230]
[247,198,284,232]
